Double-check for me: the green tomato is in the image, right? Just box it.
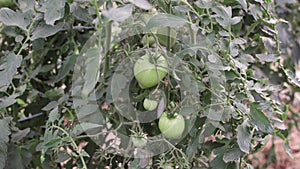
[156,27,177,48]
[131,136,147,147]
[158,112,185,139]
[133,53,168,89]
[141,35,155,46]
[143,98,158,111]
[0,0,14,7]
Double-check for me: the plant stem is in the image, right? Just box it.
[50,125,88,169]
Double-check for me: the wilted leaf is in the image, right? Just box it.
[0,8,30,30]
[102,5,133,22]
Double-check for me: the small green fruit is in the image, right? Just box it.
[157,27,177,48]
[158,112,185,139]
[141,35,155,46]
[131,137,147,147]
[143,98,158,111]
[134,53,168,89]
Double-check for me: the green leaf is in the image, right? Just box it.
[0,53,22,92]
[72,122,102,136]
[282,68,300,87]
[0,8,30,30]
[11,128,30,143]
[41,0,66,25]
[236,0,247,10]
[102,5,133,22]
[223,147,244,162]
[70,3,93,22]
[31,22,65,40]
[0,93,19,108]
[211,154,226,169]
[6,144,24,169]
[0,118,11,169]
[237,121,251,153]
[82,47,101,96]
[53,53,77,83]
[212,6,232,28]
[249,102,273,133]
[0,141,7,169]
[145,13,187,31]
[128,0,152,10]
[0,118,10,143]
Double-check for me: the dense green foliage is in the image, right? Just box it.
[0,0,299,168]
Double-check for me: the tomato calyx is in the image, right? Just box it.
[130,129,148,147]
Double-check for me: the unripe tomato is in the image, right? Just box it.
[156,27,177,48]
[133,53,168,89]
[143,98,158,111]
[141,35,155,46]
[0,0,14,7]
[158,112,185,139]
[131,136,147,147]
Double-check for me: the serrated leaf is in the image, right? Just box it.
[145,13,187,31]
[223,147,244,162]
[237,121,251,153]
[31,22,65,40]
[42,0,66,25]
[0,52,22,92]
[0,8,30,30]
[128,0,152,10]
[102,5,133,22]
[249,102,273,133]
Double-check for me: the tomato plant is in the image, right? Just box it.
[158,112,185,139]
[0,0,299,168]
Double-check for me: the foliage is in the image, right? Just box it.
[0,0,298,168]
